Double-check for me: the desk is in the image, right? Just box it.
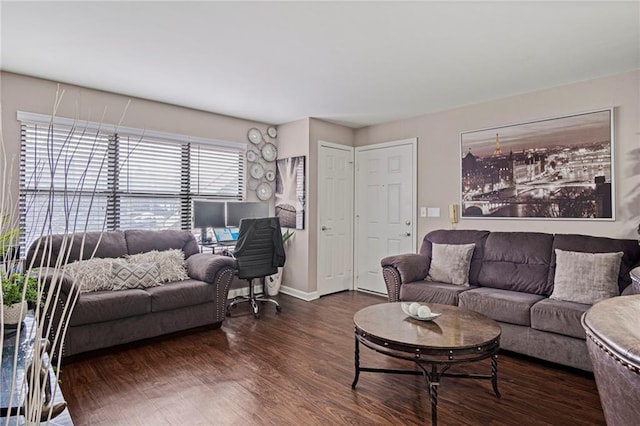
[1,316,73,425]
[200,242,236,255]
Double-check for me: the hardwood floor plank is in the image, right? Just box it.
[60,291,605,425]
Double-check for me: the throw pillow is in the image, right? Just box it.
[112,261,161,290]
[64,258,114,292]
[126,249,188,283]
[427,243,475,285]
[550,249,623,305]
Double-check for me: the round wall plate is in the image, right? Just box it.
[261,143,278,162]
[247,128,262,145]
[256,182,273,200]
[246,149,259,162]
[267,126,277,138]
[249,163,265,179]
[265,169,275,182]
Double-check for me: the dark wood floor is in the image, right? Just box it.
[59,291,605,425]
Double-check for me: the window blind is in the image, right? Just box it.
[19,114,246,253]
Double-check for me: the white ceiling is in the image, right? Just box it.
[1,1,638,129]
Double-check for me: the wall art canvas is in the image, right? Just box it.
[275,156,306,229]
[460,109,614,220]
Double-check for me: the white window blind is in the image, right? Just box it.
[20,122,111,249]
[19,114,246,252]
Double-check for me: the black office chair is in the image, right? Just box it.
[227,217,285,318]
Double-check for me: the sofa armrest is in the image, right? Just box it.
[33,267,76,297]
[380,254,429,302]
[30,267,78,362]
[186,253,236,283]
[186,253,237,322]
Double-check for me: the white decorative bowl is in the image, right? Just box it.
[400,302,441,321]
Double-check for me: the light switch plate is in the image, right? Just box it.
[420,207,427,217]
[427,207,440,217]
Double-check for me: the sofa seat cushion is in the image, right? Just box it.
[458,287,545,326]
[145,279,213,312]
[71,289,151,326]
[531,298,589,339]
[400,281,476,306]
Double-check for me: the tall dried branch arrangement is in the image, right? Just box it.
[1,86,131,424]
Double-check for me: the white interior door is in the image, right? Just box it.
[355,139,416,294]
[318,142,354,296]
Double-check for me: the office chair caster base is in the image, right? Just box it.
[251,299,260,318]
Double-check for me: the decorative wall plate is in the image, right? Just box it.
[265,169,275,182]
[249,163,265,179]
[256,182,273,200]
[246,149,259,163]
[261,143,278,162]
[267,126,278,138]
[247,128,262,145]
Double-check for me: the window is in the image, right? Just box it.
[19,112,245,252]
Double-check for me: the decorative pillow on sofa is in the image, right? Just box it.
[427,243,475,285]
[126,249,188,282]
[64,258,114,292]
[550,249,623,305]
[112,261,161,290]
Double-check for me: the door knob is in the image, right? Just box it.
[322,226,332,231]
[400,232,411,237]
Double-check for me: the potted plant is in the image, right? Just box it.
[2,272,39,328]
[266,229,294,296]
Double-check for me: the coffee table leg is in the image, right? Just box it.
[351,334,360,389]
[491,353,501,398]
[428,364,440,426]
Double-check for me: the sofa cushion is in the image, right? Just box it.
[458,287,545,326]
[112,261,162,290]
[550,249,623,304]
[127,249,188,283]
[549,234,640,294]
[124,229,200,259]
[70,289,151,326]
[145,279,213,312]
[478,232,553,295]
[65,257,115,292]
[420,229,489,285]
[427,243,475,285]
[400,281,476,306]
[530,298,589,339]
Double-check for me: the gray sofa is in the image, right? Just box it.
[27,229,237,358]
[381,229,640,371]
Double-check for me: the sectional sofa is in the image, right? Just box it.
[27,229,237,358]
[381,229,640,371]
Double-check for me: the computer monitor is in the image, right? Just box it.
[226,201,269,227]
[193,200,226,242]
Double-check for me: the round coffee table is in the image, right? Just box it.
[352,302,501,425]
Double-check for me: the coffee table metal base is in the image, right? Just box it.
[351,328,500,426]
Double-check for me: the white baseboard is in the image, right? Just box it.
[227,284,319,302]
[279,285,319,301]
[228,284,261,299]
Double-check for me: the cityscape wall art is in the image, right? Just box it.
[460,109,614,220]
